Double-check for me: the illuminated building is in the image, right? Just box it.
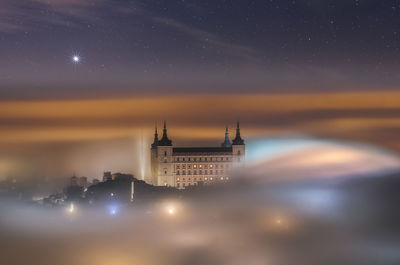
[150,121,245,189]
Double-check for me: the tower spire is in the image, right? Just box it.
[151,122,159,148]
[158,120,172,146]
[221,126,232,147]
[232,120,244,145]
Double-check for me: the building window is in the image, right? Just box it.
[205,170,208,175]
[194,170,197,175]
[183,170,186,175]
[177,171,180,175]
[188,157,191,162]
[210,164,213,168]
[177,183,180,188]
[183,158,185,162]
[238,150,241,155]
[199,170,202,174]
[194,165,197,168]
[177,177,180,181]
[210,170,213,175]
[188,170,191,175]
[164,169,167,175]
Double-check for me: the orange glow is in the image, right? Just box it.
[1,91,400,145]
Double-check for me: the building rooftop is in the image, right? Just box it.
[173,147,232,154]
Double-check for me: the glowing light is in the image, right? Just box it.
[67,203,74,213]
[168,208,175,215]
[108,204,119,216]
[72,55,80,63]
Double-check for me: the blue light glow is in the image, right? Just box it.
[107,204,119,216]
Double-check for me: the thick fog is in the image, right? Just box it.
[1,138,400,265]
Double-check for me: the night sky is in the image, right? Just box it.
[2,0,400,180]
[1,0,400,99]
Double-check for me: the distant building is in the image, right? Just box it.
[70,175,88,187]
[78,176,87,187]
[92,178,100,185]
[86,173,178,203]
[150,121,245,189]
[103,171,112,182]
[70,175,79,186]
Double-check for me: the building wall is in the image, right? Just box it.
[232,145,246,164]
[150,147,158,185]
[154,145,174,186]
[173,153,233,189]
[150,124,245,189]
[151,148,245,189]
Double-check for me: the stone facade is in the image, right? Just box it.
[150,122,245,189]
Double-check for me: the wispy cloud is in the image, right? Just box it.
[0,0,260,62]
[0,0,107,33]
[152,16,262,62]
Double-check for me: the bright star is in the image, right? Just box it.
[72,55,80,63]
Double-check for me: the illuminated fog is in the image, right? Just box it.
[1,138,400,265]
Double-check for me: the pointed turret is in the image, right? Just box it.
[158,120,172,146]
[221,126,232,147]
[232,121,244,145]
[151,123,159,148]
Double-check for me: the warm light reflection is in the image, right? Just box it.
[66,203,74,214]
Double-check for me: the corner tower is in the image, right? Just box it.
[150,121,174,186]
[232,121,245,164]
[150,123,159,185]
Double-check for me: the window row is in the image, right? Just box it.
[176,176,229,182]
[176,170,227,175]
[176,177,229,187]
[175,157,231,162]
[176,164,230,170]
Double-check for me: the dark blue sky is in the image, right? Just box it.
[1,0,400,99]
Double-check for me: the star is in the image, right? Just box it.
[72,55,80,63]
